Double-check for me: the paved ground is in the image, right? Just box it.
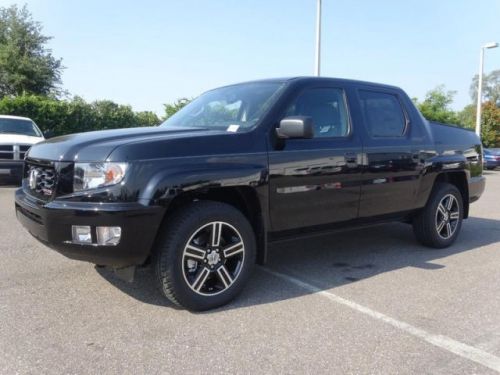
[1,171,500,374]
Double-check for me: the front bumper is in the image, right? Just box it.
[15,188,165,267]
[469,175,486,203]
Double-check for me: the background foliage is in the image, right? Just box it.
[0,5,160,135]
[0,95,160,136]
[164,98,191,120]
[413,72,500,147]
[413,85,459,125]
[0,5,62,97]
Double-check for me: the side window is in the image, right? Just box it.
[359,90,407,137]
[285,88,349,138]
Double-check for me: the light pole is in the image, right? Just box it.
[475,42,498,137]
[314,0,322,76]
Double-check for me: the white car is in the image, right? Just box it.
[0,115,45,180]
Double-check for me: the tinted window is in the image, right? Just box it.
[359,90,406,137]
[285,88,349,138]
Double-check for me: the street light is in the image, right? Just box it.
[475,42,498,137]
[314,0,322,76]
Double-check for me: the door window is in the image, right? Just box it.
[285,88,349,138]
[359,90,407,137]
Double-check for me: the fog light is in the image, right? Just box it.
[96,226,121,246]
[72,225,92,244]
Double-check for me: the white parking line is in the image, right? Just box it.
[261,267,500,373]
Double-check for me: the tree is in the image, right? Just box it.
[457,102,500,147]
[415,85,460,125]
[135,111,161,127]
[470,70,500,106]
[457,104,475,129]
[0,4,63,97]
[164,98,190,119]
[0,95,161,136]
[480,101,500,148]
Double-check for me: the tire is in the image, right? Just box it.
[412,182,463,248]
[153,201,256,311]
[486,167,495,170]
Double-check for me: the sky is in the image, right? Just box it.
[2,0,499,115]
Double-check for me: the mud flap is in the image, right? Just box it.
[111,265,136,282]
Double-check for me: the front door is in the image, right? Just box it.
[268,86,363,232]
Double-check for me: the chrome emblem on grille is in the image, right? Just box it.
[29,168,39,190]
[26,164,55,197]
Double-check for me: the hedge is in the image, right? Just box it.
[0,95,161,136]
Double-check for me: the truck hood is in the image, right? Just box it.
[0,133,44,145]
[26,126,216,162]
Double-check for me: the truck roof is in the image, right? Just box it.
[216,76,402,91]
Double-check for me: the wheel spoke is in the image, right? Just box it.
[436,219,446,233]
[446,222,452,238]
[216,265,233,289]
[437,203,447,216]
[446,196,455,210]
[450,211,459,220]
[223,241,244,258]
[192,267,211,292]
[210,222,222,247]
[185,244,206,260]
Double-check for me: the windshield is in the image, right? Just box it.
[0,118,42,137]
[161,82,286,132]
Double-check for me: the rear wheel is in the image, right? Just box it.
[154,201,256,311]
[413,183,463,248]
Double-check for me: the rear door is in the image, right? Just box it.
[356,88,425,217]
[268,84,363,232]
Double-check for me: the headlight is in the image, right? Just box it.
[74,162,128,192]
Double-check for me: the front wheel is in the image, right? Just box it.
[154,201,256,311]
[413,183,463,248]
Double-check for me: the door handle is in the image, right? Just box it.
[344,152,357,163]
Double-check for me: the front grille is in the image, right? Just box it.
[0,144,13,160]
[25,162,56,201]
[20,145,31,160]
[0,144,32,160]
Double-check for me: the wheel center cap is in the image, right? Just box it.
[206,251,220,266]
[443,212,449,221]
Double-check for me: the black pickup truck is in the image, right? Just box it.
[15,77,485,310]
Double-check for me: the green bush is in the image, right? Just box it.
[0,95,160,136]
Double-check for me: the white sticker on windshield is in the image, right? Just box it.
[227,124,240,133]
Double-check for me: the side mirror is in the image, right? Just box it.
[43,130,54,139]
[276,116,314,139]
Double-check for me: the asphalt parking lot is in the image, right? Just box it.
[1,172,500,374]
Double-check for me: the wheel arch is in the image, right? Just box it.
[158,186,268,265]
[433,171,469,218]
